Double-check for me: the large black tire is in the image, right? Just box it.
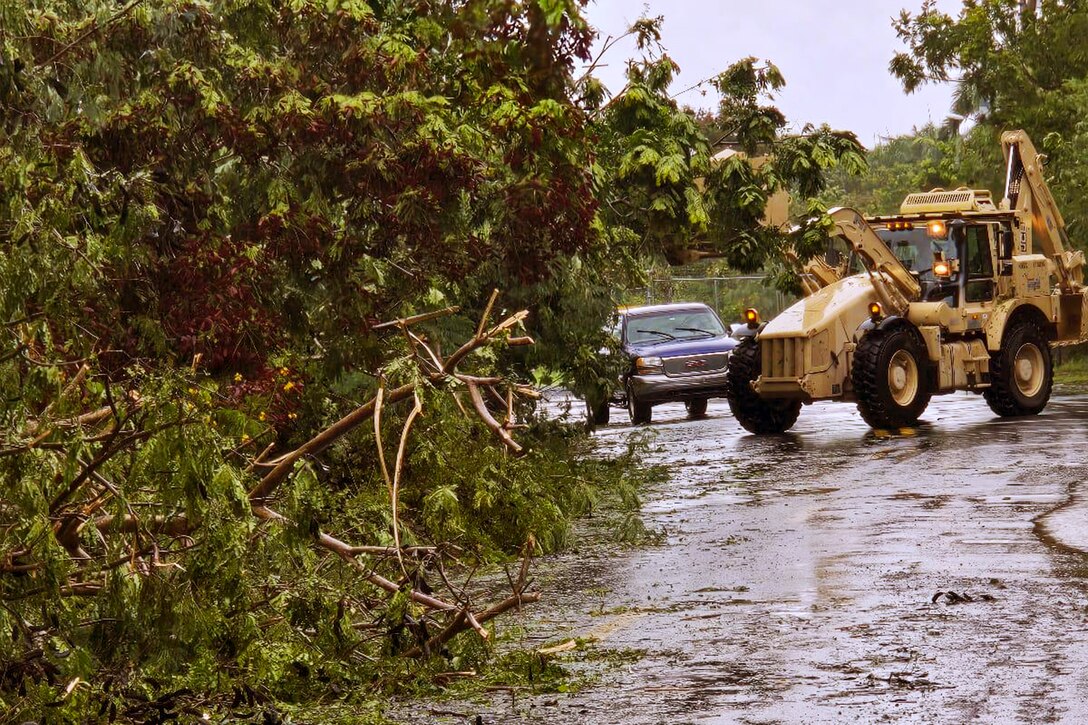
[586,400,610,427]
[725,338,802,434]
[984,318,1053,417]
[627,388,652,425]
[685,397,708,418]
[853,324,933,429]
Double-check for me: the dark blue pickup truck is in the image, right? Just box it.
[590,302,738,425]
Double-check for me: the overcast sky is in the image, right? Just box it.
[582,0,963,148]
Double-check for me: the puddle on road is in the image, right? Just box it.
[1037,485,1088,556]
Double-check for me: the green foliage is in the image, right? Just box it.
[592,45,866,273]
[818,123,1001,215]
[1,0,603,377]
[0,0,636,718]
[1053,343,1088,386]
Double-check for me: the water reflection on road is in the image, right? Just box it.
[517,389,1088,724]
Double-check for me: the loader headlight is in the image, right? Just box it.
[869,301,883,321]
[635,356,664,374]
[744,308,760,329]
[933,259,952,277]
[927,220,947,238]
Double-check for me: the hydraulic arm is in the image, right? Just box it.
[1000,130,1085,292]
[827,206,920,312]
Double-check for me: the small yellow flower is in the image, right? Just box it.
[283,381,295,392]
[188,387,198,394]
[240,434,251,444]
[234,373,243,382]
[288,412,298,420]
[259,411,266,421]
[279,367,289,376]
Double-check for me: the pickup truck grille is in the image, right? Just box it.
[761,337,806,379]
[662,352,729,378]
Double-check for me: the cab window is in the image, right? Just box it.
[964,226,994,302]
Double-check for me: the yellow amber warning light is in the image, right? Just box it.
[868,301,883,320]
[933,259,952,277]
[744,308,760,328]
[927,220,948,238]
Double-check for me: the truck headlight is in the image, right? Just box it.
[635,356,664,374]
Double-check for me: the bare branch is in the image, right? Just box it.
[391,393,424,575]
[475,289,500,339]
[466,383,523,454]
[371,306,461,331]
[247,382,416,502]
[373,381,392,493]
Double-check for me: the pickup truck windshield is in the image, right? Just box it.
[625,309,726,345]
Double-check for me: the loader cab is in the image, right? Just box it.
[877,222,961,304]
[877,219,997,309]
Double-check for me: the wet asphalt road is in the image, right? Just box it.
[472,388,1088,724]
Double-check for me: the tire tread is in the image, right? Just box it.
[983,319,1052,417]
[852,325,932,429]
[725,338,801,434]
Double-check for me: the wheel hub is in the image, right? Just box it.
[1013,343,1045,398]
[887,349,919,407]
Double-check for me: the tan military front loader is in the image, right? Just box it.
[724,130,1088,433]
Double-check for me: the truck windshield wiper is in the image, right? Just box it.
[634,329,676,341]
[674,327,716,337]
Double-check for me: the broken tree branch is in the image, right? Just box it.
[371,306,461,331]
[391,393,423,576]
[466,382,523,454]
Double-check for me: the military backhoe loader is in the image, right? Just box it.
[725,130,1088,433]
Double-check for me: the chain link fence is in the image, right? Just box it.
[625,276,796,326]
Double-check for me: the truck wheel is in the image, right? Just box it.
[725,338,802,434]
[984,319,1052,417]
[853,325,932,429]
[685,398,708,418]
[586,400,610,426]
[628,391,652,425]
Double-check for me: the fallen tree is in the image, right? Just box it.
[0,293,607,719]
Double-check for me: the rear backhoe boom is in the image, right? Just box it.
[1000,130,1085,292]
